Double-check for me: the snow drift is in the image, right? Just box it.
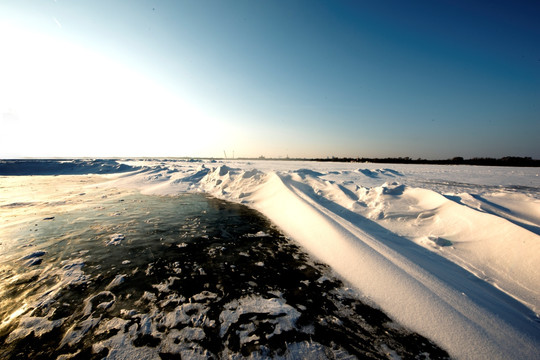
[0,159,139,175]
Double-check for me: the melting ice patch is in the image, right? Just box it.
[219,296,301,338]
[106,234,125,246]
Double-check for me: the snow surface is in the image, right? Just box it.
[103,159,540,360]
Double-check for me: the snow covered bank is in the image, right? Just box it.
[105,160,540,359]
[0,159,139,175]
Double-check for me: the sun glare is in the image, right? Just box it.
[0,22,221,157]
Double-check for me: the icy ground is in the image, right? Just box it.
[1,159,540,359]
[0,176,447,359]
[106,159,540,359]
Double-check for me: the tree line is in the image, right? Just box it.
[309,156,539,167]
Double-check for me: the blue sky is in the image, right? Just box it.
[1,0,539,159]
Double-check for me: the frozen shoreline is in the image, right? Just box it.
[104,159,540,359]
[0,174,449,359]
[3,159,540,359]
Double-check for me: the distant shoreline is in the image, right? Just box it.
[1,156,539,168]
[306,156,540,167]
[229,156,539,167]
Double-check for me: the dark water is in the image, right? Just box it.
[0,191,449,359]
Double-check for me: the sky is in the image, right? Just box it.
[0,0,539,159]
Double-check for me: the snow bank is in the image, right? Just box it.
[0,159,140,175]
[103,160,540,359]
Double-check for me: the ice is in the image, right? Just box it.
[285,341,354,359]
[92,308,211,360]
[191,291,219,302]
[19,250,47,260]
[6,316,64,343]
[107,233,125,246]
[152,276,180,293]
[19,251,46,266]
[106,274,126,290]
[94,317,129,336]
[219,296,301,338]
[92,324,162,360]
[60,316,101,348]
[59,258,88,286]
[27,258,89,312]
[83,291,116,316]
[161,302,211,328]
[176,326,206,341]
[56,350,82,360]
[245,231,271,237]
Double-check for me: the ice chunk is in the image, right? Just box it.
[106,274,127,290]
[6,316,63,343]
[107,233,125,246]
[219,296,300,338]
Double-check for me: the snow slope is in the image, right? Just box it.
[106,159,540,359]
[0,159,139,175]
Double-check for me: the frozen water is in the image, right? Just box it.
[2,159,539,359]
[0,173,447,359]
